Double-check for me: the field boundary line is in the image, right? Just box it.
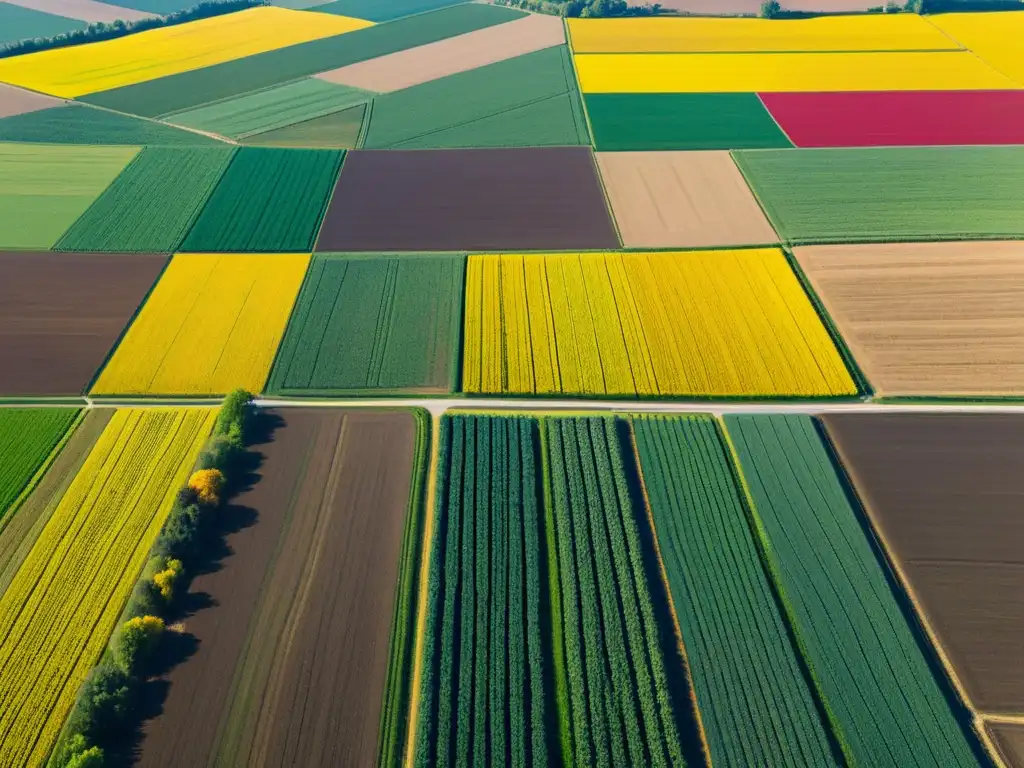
[754,91,797,148]
[982,714,1024,724]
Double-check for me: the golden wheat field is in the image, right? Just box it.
[91,253,309,396]
[462,249,856,398]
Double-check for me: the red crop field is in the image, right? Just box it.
[761,90,1024,148]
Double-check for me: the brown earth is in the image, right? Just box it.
[137,408,418,768]
[316,12,565,93]
[3,0,156,22]
[988,723,1024,768]
[0,408,111,597]
[0,252,168,396]
[596,150,778,248]
[794,241,1024,397]
[821,412,1024,714]
[0,83,63,119]
[316,147,620,252]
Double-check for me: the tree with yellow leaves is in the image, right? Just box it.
[188,468,224,506]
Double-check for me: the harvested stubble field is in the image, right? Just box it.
[92,253,308,396]
[462,250,854,398]
[632,414,840,767]
[585,93,791,152]
[317,148,619,252]
[138,408,422,768]
[180,147,343,253]
[81,4,524,118]
[735,146,1024,243]
[0,142,137,249]
[0,408,78,523]
[760,90,1024,148]
[596,151,779,248]
[0,104,223,145]
[0,6,373,97]
[0,251,168,395]
[0,83,61,120]
[988,723,1024,768]
[414,414,553,766]
[0,408,214,768]
[794,241,1024,397]
[57,146,235,253]
[268,253,465,395]
[822,413,1024,715]
[361,45,590,150]
[724,414,982,768]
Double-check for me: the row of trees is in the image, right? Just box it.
[50,390,254,768]
[496,0,663,17]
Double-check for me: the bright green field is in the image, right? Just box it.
[165,79,372,140]
[733,146,1024,243]
[0,143,138,249]
[0,105,222,146]
[632,414,839,768]
[363,46,589,149]
[0,409,78,524]
[180,147,343,252]
[268,253,465,394]
[723,414,982,768]
[57,146,235,253]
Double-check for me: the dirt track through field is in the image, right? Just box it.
[822,412,1024,715]
[597,150,778,247]
[795,241,1024,397]
[137,408,416,768]
[317,12,565,93]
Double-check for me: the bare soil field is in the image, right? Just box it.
[822,412,1024,714]
[0,83,63,119]
[137,408,418,768]
[794,241,1024,397]
[317,147,620,251]
[596,150,778,248]
[0,251,167,396]
[317,12,565,93]
[3,0,156,22]
[988,723,1024,768]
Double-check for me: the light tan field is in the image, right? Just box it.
[3,0,156,22]
[988,723,1024,768]
[596,150,778,248]
[795,241,1024,397]
[316,12,565,93]
[0,83,62,119]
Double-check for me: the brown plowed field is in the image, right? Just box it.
[0,251,168,396]
[316,147,620,252]
[822,413,1024,714]
[988,723,1024,768]
[137,408,418,768]
[0,83,62,119]
[597,150,778,248]
[795,241,1024,397]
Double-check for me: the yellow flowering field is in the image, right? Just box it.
[567,14,959,53]
[462,249,856,398]
[92,253,309,396]
[0,7,373,98]
[574,50,1017,93]
[0,408,214,768]
[930,11,1024,87]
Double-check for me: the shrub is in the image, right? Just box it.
[65,745,104,768]
[196,432,243,473]
[760,0,781,16]
[155,501,203,560]
[75,665,136,740]
[153,558,184,603]
[188,468,224,506]
[113,615,165,675]
[215,388,253,437]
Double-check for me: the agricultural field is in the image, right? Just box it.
[632,414,840,767]
[794,241,1024,397]
[822,413,1024,715]
[56,146,235,252]
[268,253,465,395]
[309,0,466,21]
[136,408,424,768]
[0,2,85,46]
[242,104,366,149]
[413,413,553,766]
[0,83,61,119]
[988,723,1024,768]
[0,142,137,249]
[734,146,1024,243]
[462,250,855,398]
[179,147,342,252]
[0,407,214,768]
[0,408,79,523]
[0,103,225,145]
[931,11,1024,87]
[724,414,983,767]
[91,253,308,396]
[0,251,168,396]
[596,151,779,247]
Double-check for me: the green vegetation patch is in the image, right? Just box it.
[81,4,525,118]
[57,146,236,253]
[586,93,792,152]
[99,0,217,12]
[0,3,85,46]
[181,146,343,252]
[242,103,365,148]
[633,414,840,767]
[364,45,589,149]
[269,253,464,394]
[165,79,372,140]
[723,414,982,768]
[0,105,223,145]
[733,146,1024,243]
[0,142,138,249]
[0,408,78,523]
[311,0,467,21]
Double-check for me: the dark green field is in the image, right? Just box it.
[0,105,224,146]
[311,0,467,21]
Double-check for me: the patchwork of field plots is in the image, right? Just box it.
[0,103,224,145]
[463,250,855,398]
